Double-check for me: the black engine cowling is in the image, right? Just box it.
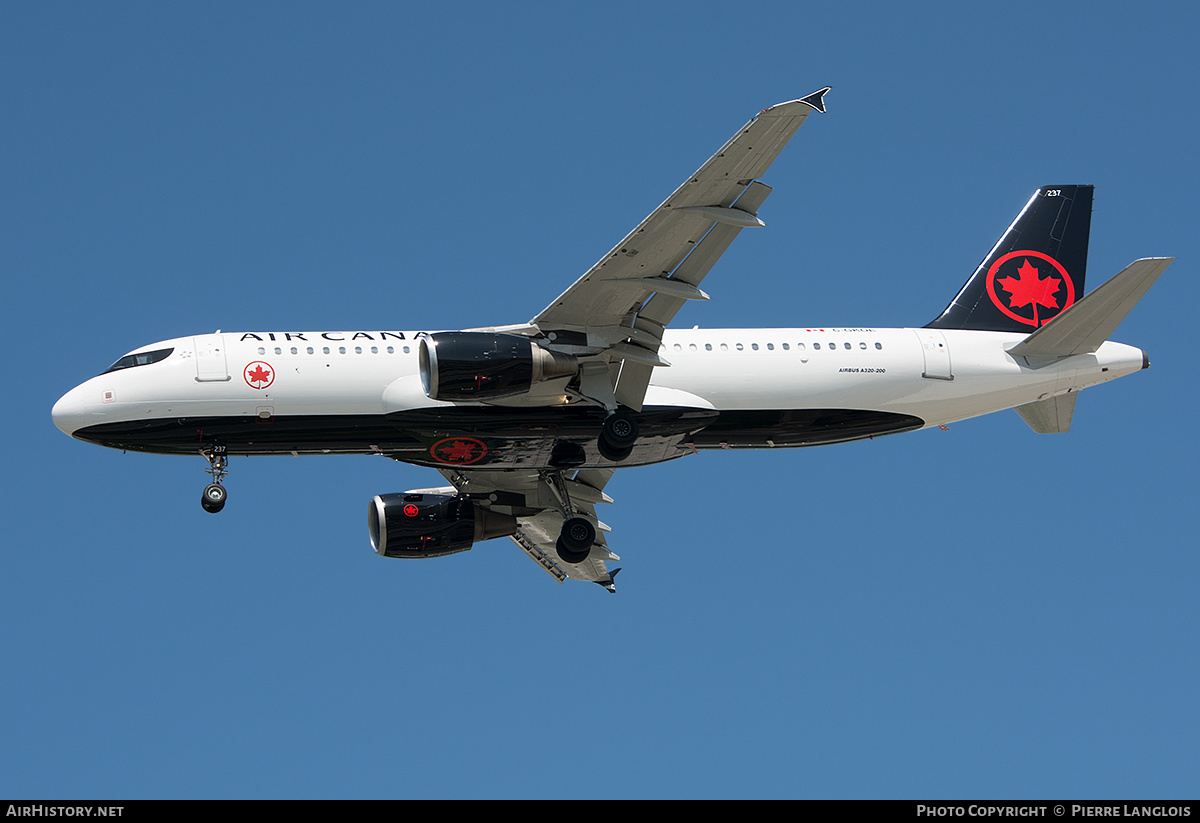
[368,493,519,558]
[418,332,577,401]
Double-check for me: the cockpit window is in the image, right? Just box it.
[103,347,174,374]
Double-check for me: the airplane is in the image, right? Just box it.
[51,87,1172,592]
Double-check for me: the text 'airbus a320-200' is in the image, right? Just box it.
[52,88,1172,592]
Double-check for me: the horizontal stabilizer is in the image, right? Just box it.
[1009,258,1173,359]
[1015,392,1077,433]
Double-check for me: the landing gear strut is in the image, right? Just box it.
[598,409,638,462]
[200,445,229,514]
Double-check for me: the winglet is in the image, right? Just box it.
[799,86,831,113]
[595,568,620,594]
[760,87,832,117]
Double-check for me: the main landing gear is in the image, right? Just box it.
[598,409,638,462]
[543,470,598,565]
[557,516,596,565]
[200,445,229,514]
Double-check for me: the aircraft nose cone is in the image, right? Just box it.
[52,384,100,436]
[51,390,80,435]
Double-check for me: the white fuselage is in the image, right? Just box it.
[52,327,1146,458]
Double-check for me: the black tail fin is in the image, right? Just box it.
[926,185,1093,332]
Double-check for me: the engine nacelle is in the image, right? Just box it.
[418,332,577,401]
[368,493,519,559]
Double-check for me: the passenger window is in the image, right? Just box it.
[875,342,883,350]
[323,346,331,355]
[813,342,821,350]
[719,343,728,351]
[736,343,744,351]
[751,343,759,351]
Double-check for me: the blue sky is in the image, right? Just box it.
[4,1,1197,799]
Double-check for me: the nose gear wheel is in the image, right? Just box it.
[200,446,229,513]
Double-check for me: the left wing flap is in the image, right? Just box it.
[508,504,619,590]
[438,468,620,590]
[614,180,776,409]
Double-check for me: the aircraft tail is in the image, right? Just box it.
[926,185,1093,332]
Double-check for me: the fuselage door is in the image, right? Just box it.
[914,329,953,381]
[194,334,231,382]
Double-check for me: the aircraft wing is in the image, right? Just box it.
[529,88,830,411]
[437,468,622,591]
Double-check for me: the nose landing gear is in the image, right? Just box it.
[200,446,229,513]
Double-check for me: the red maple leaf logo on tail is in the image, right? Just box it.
[997,259,1062,326]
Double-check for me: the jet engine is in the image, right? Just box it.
[368,492,519,558]
[418,332,577,401]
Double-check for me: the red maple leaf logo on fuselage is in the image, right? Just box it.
[243,361,275,389]
[438,441,479,461]
[430,437,488,465]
